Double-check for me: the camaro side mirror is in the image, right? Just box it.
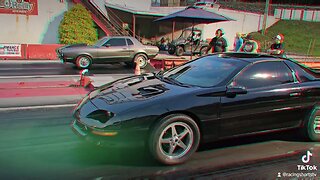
[226,87,247,98]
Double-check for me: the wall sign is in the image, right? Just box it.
[0,44,21,57]
[0,0,38,15]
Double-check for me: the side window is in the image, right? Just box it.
[126,39,134,45]
[230,61,294,89]
[104,38,126,47]
[284,60,316,82]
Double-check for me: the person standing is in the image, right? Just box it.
[206,29,228,54]
[268,34,286,58]
[239,34,259,53]
[233,32,243,52]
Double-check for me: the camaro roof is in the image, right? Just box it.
[211,52,287,63]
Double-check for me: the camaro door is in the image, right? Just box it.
[97,38,130,62]
[219,61,304,137]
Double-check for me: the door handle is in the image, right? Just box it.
[290,92,301,97]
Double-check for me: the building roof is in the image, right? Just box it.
[105,0,185,17]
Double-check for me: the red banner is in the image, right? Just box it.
[0,0,38,15]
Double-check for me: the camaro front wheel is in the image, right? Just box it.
[149,114,200,165]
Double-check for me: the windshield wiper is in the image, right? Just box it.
[163,77,191,87]
[153,71,163,79]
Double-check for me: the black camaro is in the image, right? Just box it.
[71,53,320,165]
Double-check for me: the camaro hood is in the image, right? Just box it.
[88,74,193,113]
[91,75,167,104]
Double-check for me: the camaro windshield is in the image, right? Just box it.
[162,55,247,87]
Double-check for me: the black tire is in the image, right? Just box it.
[168,48,175,55]
[149,114,200,165]
[200,46,208,56]
[175,46,184,56]
[134,53,148,69]
[303,107,320,141]
[76,55,92,69]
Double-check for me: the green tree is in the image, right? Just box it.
[58,4,98,45]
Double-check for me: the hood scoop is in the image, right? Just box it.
[135,84,168,98]
[94,75,168,105]
[96,84,168,105]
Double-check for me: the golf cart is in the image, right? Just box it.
[168,28,209,56]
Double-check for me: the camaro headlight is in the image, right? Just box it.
[89,89,101,99]
[87,110,115,123]
[76,95,89,109]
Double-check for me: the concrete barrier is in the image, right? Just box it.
[0,44,64,60]
[27,44,64,60]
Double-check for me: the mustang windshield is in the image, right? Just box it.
[94,37,108,47]
[162,56,247,87]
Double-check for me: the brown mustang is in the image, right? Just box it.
[56,36,159,69]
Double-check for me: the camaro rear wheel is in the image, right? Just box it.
[76,55,92,69]
[304,107,320,141]
[149,114,200,165]
[134,54,148,69]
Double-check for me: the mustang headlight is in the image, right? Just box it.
[87,110,115,123]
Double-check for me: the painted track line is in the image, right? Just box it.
[0,75,79,79]
[0,74,131,79]
[0,103,77,111]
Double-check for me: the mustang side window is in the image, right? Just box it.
[231,61,294,89]
[104,38,126,47]
[126,39,134,45]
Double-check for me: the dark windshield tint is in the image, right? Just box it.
[162,56,247,87]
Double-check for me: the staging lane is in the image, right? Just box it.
[0,107,319,179]
[0,61,135,76]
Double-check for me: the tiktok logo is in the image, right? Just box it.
[302,150,313,163]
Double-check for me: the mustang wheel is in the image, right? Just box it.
[175,46,184,56]
[76,55,92,69]
[304,107,320,141]
[134,54,148,69]
[149,114,200,165]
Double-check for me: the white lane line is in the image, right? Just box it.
[0,104,77,111]
[0,67,62,70]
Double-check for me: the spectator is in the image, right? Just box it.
[159,37,167,51]
[239,34,259,53]
[233,32,243,52]
[268,34,286,58]
[206,28,228,53]
[192,32,201,45]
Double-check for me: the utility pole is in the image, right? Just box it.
[261,0,270,35]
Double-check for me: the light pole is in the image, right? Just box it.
[261,0,270,35]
